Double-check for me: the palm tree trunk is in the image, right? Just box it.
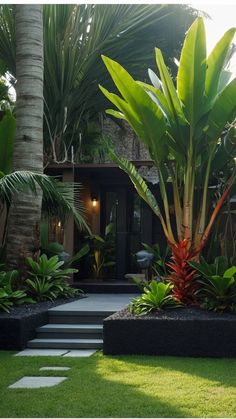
[6,5,44,270]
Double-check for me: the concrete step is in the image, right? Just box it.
[27,338,103,349]
[49,310,113,324]
[36,324,103,339]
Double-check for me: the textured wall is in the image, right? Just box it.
[102,117,151,162]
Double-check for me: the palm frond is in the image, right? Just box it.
[0,171,89,232]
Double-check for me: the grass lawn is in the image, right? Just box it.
[1,351,236,417]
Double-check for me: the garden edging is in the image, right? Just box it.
[103,308,236,357]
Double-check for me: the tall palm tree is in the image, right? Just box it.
[4,5,86,270]
[5,5,44,268]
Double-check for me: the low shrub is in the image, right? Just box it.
[130,280,182,315]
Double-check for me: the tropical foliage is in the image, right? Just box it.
[189,256,236,312]
[25,254,80,301]
[81,223,116,279]
[100,17,236,304]
[130,280,181,315]
[0,4,198,163]
[0,269,32,312]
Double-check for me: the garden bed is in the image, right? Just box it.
[103,307,236,357]
[0,297,81,350]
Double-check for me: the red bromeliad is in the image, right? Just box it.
[100,17,236,303]
[167,240,198,304]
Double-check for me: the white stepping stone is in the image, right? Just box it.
[63,349,96,357]
[8,376,67,389]
[39,367,70,371]
[15,349,68,357]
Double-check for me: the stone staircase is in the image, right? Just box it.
[27,309,113,350]
[26,294,137,351]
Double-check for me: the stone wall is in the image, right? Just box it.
[102,117,151,162]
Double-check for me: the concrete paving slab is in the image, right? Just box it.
[8,376,67,389]
[63,349,96,357]
[39,367,70,371]
[49,293,137,313]
[15,349,68,357]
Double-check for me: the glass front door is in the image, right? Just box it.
[101,187,144,279]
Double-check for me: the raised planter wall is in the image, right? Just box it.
[103,308,236,357]
[0,311,48,351]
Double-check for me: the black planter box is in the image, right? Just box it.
[0,309,48,351]
[103,308,236,357]
[0,297,79,351]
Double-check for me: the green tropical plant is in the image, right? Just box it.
[40,219,90,267]
[83,223,116,279]
[142,242,170,277]
[0,4,198,163]
[188,255,229,278]
[25,254,80,301]
[130,280,181,315]
[26,254,77,280]
[100,17,236,304]
[0,269,32,312]
[189,256,236,311]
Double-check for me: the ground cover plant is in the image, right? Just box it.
[100,17,236,304]
[1,351,236,417]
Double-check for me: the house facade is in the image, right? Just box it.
[45,118,169,282]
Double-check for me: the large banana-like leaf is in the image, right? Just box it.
[205,78,236,142]
[0,111,15,175]
[205,28,236,103]
[155,48,186,125]
[177,17,207,127]
[99,85,145,140]
[101,56,167,163]
[136,80,170,120]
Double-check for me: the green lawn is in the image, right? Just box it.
[1,351,236,417]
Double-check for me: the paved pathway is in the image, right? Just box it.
[49,293,137,313]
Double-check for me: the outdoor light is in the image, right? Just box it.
[57,221,61,227]
[90,183,98,208]
[92,198,98,207]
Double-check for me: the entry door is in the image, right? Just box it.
[101,187,152,279]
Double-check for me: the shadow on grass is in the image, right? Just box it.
[0,351,189,418]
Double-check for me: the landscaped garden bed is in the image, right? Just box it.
[0,297,80,350]
[103,307,236,357]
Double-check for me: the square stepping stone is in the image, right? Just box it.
[39,366,70,371]
[8,376,67,389]
[63,349,96,357]
[15,349,68,357]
